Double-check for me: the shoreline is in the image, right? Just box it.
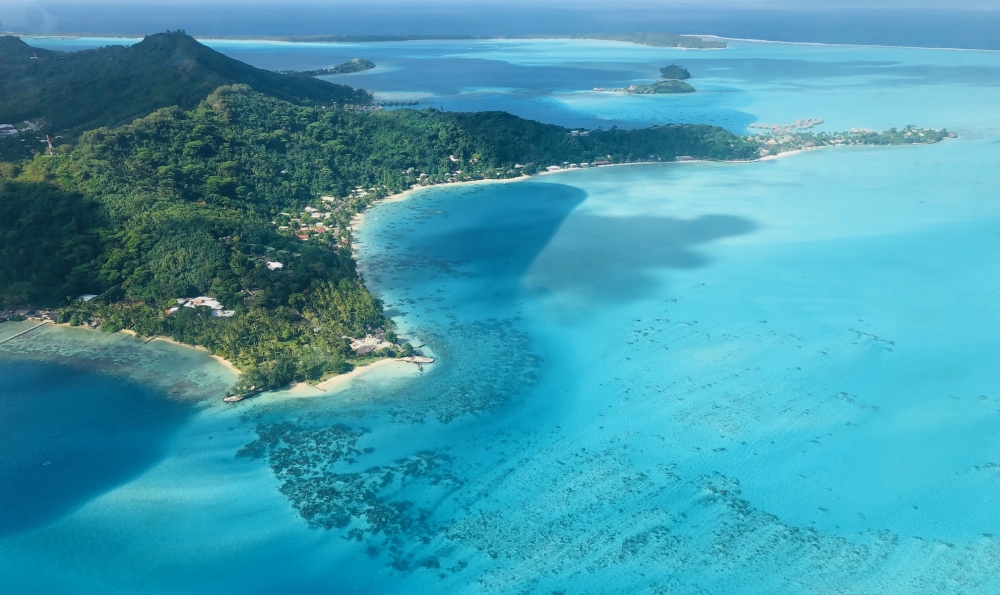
[350,149,829,232]
[279,357,430,398]
[350,176,528,233]
[141,333,242,376]
[133,331,425,397]
[3,144,929,399]
[311,358,410,392]
[50,325,245,376]
[351,148,819,231]
[9,319,415,401]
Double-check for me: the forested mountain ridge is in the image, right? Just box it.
[0,85,759,393]
[0,35,948,396]
[283,58,377,76]
[0,32,371,138]
[6,85,758,306]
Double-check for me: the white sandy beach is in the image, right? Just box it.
[34,153,813,401]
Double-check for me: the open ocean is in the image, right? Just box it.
[5,6,1000,50]
[3,32,1000,594]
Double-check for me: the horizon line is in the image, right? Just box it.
[4,30,1000,54]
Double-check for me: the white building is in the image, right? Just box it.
[184,296,223,310]
[266,261,284,270]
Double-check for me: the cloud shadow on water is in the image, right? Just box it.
[527,212,758,301]
[402,182,589,295]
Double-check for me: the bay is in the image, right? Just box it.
[3,36,1000,594]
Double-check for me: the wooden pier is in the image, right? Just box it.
[0,321,50,345]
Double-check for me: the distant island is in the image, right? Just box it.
[223,32,727,49]
[282,58,376,76]
[519,33,725,49]
[0,32,951,400]
[751,123,954,157]
[625,79,696,94]
[659,64,691,80]
[2,31,728,50]
[595,64,696,94]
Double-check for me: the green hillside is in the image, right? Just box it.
[626,79,697,94]
[2,86,756,307]
[0,31,371,137]
[0,35,942,396]
[284,58,377,77]
[0,86,757,392]
[659,64,691,80]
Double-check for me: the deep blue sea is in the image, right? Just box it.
[5,5,1000,50]
[3,35,1000,594]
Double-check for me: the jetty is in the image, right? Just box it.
[399,355,435,364]
[0,321,50,345]
[223,387,262,403]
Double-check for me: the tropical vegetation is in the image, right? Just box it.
[0,31,370,139]
[659,65,691,80]
[283,59,377,76]
[0,64,758,393]
[0,32,950,396]
[626,79,696,94]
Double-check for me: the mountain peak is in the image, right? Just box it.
[0,33,372,136]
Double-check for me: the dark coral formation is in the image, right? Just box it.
[240,421,464,570]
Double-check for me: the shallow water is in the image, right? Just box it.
[3,38,1000,594]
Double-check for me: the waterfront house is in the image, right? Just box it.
[185,296,223,310]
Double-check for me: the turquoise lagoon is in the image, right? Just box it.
[3,38,1000,593]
